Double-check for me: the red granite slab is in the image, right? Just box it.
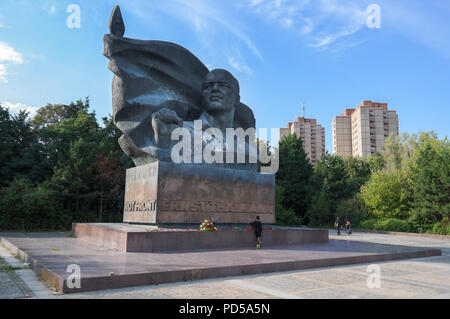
[72,223,329,252]
[0,233,441,294]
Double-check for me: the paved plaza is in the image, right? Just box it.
[0,231,449,299]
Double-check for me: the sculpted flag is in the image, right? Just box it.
[104,6,255,166]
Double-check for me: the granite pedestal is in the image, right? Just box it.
[72,223,329,252]
[123,162,275,224]
[0,233,441,294]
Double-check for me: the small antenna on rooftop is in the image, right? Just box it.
[302,102,305,118]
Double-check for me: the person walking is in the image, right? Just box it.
[334,217,342,235]
[345,219,352,235]
[251,216,263,248]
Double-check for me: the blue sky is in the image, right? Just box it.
[1,0,449,152]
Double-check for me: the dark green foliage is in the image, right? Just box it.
[409,133,449,224]
[276,134,314,222]
[306,190,332,226]
[275,131,448,235]
[429,219,450,235]
[275,185,302,226]
[0,99,133,231]
[335,195,370,227]
[0,106,49,186]
[343,156,371,194]
[359,218,415,233]
[307,154,354,225]
[0,179,70,231]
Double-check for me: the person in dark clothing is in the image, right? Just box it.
[334,217,342,235]
[251,216,263,248]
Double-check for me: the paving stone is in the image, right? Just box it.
[293,269,369,286]
[1,231,448,299]
[0,257,33,299]
[395,271,450,288]
[348,276,448,298]
[241,274,331,293]
[295,286,385,299]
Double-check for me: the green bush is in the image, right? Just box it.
[335,195,370,227]
[408,209,435,233]
[428,221,450,235]
[375,218,413,232]
[0,179,74,231]
[277,207,303,226]
[360,171,413,220]
[306,191,332,226]
[276,185,303,226]
[359,218,416,233]
[359,219,377,230]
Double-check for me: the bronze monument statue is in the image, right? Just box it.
[104,6,256,170]
[104,5,274,225]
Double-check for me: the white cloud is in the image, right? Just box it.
[301,17,314,35]
[245,0,368,49]
[2,101,39,118]
[122,0,264,79]
[126,0,263,63]
[173,0,264,61]
[0,42,23,64]
[0,42,23,83]
[227,47,253,74]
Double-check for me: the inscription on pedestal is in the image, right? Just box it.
[124,200,157,212]
[124,162,275,224]
[158,200,271,214]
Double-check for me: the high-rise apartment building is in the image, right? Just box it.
[280,116,326,165]
[332,100,399,158]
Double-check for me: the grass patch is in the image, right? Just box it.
[1,264,23,272]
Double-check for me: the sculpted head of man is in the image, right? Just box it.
[202,69,240,115]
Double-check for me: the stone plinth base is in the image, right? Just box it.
[1,232,441,294]
[123,162,275,224]
[72,223,329,252]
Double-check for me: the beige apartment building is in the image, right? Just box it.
[332,100,399,158]
[280,117,326,165]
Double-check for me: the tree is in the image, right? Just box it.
[382,132,419,173]
[0,105,48,185]
[360,170,412,219]
[367,152,385,173]
[409,132,450,225]
[307,154,353,225]
[343,156,372,194]
[276,134,314,221]
[382,133,404,172]
[275,185,302,226]
[32,98,90,130]
[0,98,133,230]
[335,195,369,227]
[0,104,14,186]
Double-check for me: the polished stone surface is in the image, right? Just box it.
[72,223,328,252]
[0,232,441,294]
[123,162,275,224]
